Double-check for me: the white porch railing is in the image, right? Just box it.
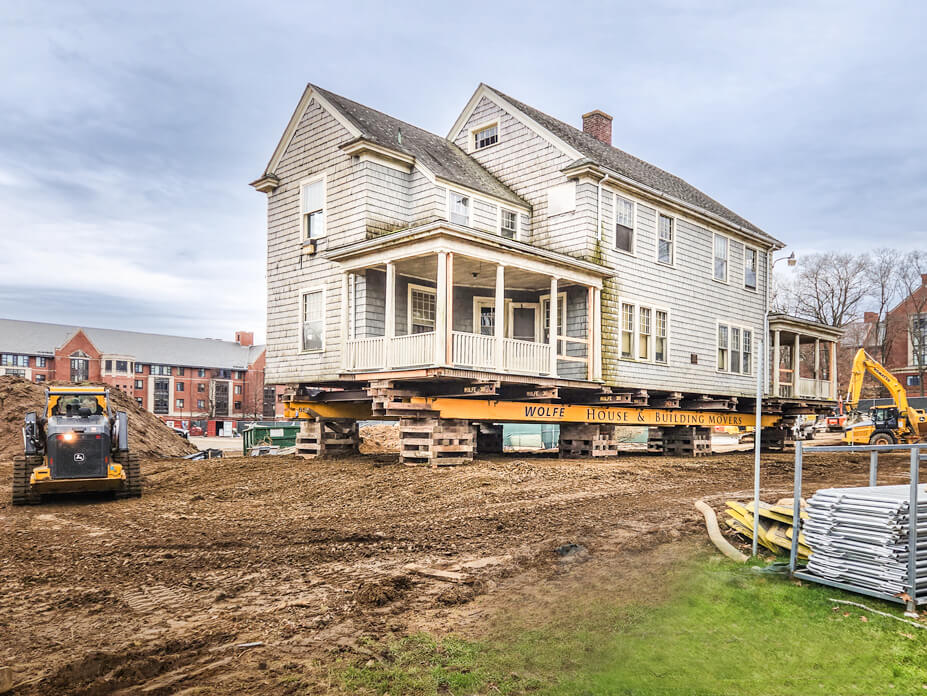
[504,338,550,375]
[389,332,435,368]
[452,331,495,370]
[345,336,386,371]
[797,377,834,400]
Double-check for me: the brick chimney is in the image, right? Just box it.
[235,331,254,347]
[921,273,927,287]
[863,311,878,323]
[582,110,613,146]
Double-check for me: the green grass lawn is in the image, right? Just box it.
[338,557,927,695]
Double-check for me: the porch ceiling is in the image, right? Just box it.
[386,254,567,291]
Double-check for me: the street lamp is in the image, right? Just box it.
[753,250,798,557]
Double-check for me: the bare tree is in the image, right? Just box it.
[770,274,794,314]
[865,248,903,364]
[899,251,927,397]
[793,252,870,327]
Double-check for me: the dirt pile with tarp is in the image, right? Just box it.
[0,376,197,459]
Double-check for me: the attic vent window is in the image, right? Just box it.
[473,123,498,150]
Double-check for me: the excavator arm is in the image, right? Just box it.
[845,348,924,438]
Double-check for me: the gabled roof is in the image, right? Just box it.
[0,318,263,370]
[469,84,779,246]
[257,83,526,208]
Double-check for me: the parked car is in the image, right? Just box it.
[188,425,204,436]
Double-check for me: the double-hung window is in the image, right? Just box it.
[449,192,470,225]
[718,323,752,374]
[35,357,46,368]
[744,248,758,290]
[658,214,674,265]
[615,195,634,253]
[500,209,517,239]
[301,289,325,352]
[621,301,668,363]
[473,123,498,150]
[409,286,436,334]
[300,177,325,240]
[713,234,729,281]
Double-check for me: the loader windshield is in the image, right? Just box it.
[52,395,104,417]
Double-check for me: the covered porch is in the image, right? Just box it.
[768,314,843,401]
[329,225,608,381]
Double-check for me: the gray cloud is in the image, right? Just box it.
[1,0,925,343]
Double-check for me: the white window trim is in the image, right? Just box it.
[407,283,437,334]
[473,296,511,336]
[655,211,677,268]
[447,188,472,227]
[743,244,760,292]
[618,297,671,365]
[613,192,636,256]
[299,174,327,241]
[507,302,542,342]
[716,320,755,375]
[469,119,500,153]
[539,291,568,340]
[498,206,520,241]
[299,286,326,354]
[712,232,731,284]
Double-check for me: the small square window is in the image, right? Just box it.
[473,123,498,150]
[449,192,469,225]
[500,209,517,239]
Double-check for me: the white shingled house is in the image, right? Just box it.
[251,82,839,411]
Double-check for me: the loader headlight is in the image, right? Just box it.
[62,432,75,442]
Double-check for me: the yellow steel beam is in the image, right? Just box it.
[284,396,780,427]
[413,397,781,427]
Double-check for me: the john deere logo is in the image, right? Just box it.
[73,453,85,462]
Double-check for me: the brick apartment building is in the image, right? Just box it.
[861,273,927,397]
[0,318,283,434]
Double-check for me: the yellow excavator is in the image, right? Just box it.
[844,348,927,445]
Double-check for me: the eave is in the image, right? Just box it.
[249,174,280,194]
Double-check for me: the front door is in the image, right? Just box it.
[509,303,540,342]
[70,358,89,382]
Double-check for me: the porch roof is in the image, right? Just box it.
[768,313,843,341]
[324,221,611,287]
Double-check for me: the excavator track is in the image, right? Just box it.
[12,454,43,505]
[114,451,142,498]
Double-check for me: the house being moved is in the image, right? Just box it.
[251,82,839,461]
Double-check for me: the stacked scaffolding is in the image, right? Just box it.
[802,484,927,601]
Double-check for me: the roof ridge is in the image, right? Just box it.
[0,317,262,347]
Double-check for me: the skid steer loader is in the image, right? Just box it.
[12,386,141,504]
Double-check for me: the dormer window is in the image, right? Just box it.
[473,123,499,150]
[500,209,517,239]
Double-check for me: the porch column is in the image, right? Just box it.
[587,287,595,381]
[793,333,801,394]
[814,338,821,397]
[593,287,602,380]
[773,329,781,395]
[435,251,448,366]
[340,272,349,371]
[385,261,396,368]
[445,252,454,365]
[831,341,838,400]
[494,264,505,372]
[549,277,558,376]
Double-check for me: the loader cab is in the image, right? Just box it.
[870,405,900,431]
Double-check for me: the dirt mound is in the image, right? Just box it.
[354,575,411,607]
[0,376,197,460]
[359,423,400,453]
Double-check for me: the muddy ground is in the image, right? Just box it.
[0,448,914,694]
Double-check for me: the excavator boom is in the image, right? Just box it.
[844,348,925,441]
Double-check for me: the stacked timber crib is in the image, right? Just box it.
[647,426,711,456]
[559,423,622,458]
[295,419,359,458]
[399,418,475,467]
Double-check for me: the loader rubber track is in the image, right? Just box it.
[114,451,142,498]
[12,454,43,505]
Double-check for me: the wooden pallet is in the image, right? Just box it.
[559,423,621,458]
[399,418,475,467]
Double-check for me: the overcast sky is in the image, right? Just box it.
[1,1,925,342]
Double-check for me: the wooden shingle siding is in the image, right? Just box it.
[472,198,498,234]
[599,199,767,396]
[265,99,366,384]
[453,97,576,250]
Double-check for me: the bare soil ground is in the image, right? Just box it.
[0,447,912,694]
